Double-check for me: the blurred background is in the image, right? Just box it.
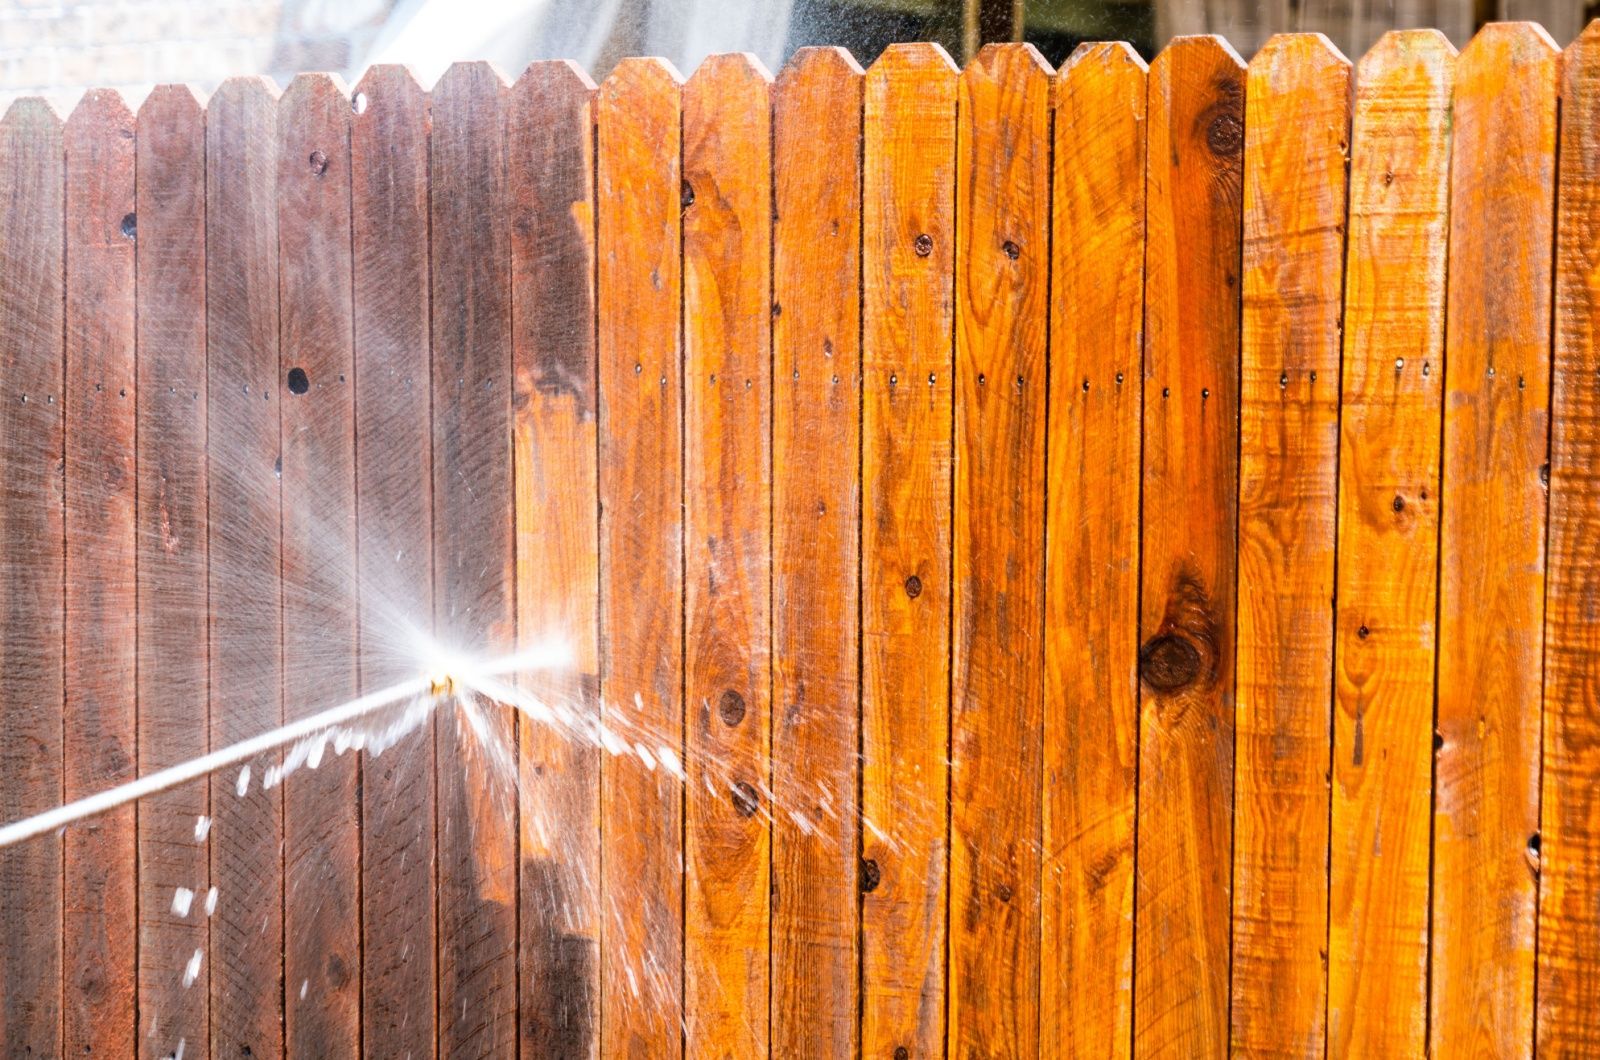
[0,0,1590,113]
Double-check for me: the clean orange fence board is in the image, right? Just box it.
[771,45,863,1058]
[860,42,957,1060]
[1043,41,1145,1060]
[682,52,773,1056]
[204,75,283,1060]
[596,56,685,1058]
[135,85,210,1060]
[0,96,64,1059]
[1541,18,1600,1055]
[430,60,519,1058]
[1232,32,1348,1055]
[62,88,137,1060]
[278,71,360,1054]
[1432,22,1557,1058]
[1136,34,1244,1060]
[949,41,1050,1059]
[1328,30,1452,1058]
[351,63,436,1059]
[509,58,601,1056]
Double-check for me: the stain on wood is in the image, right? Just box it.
[0,95,64,1060]
[1136,34,1245,1060]
[1232,31,1349,1056]
[949,41,1051,1060]
[861,41,957,1060]
[1432,22,1557,1058]
[596,55,686,1059]
[1328,30,1453,1057]
[1043,40,1146,1060]
[430,59,519,1059]
[1540,19,1600,1055]
[351,63,438,1060]
[63,88,137,1060]
[510,58,601,1059]
[771,44,864,1059]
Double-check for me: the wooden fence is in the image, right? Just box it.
[1,19,1599,1060]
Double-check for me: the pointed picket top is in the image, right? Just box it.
[66,87,134,136]
[1152,32,1248,77]
[966,39,1055,85]
[1063,39,1149,76]
[2,94,63,130]
[352,63,428,123]
[139,82,208,122]
[599,56,685,118]
[777,45,865,93]
[1358,29,1458,84]
[513,58,598,97]
[1460,19,1560,64]
[282,71,353,109]
[434,59,512,99]
[1251,31,1351,74]
[687,50,774,90]
[866,40,960,84]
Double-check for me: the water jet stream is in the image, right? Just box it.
[0,639,574,850]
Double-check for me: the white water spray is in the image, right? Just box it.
[0,637,575,850]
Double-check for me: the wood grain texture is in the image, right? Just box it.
[430,60,519,1059]
[1232,32,1349,1057]
[770,45,863,1060]
[1432,22,1558,1059]
[860,42,957,1060]
[1042,41,1145,1060]
[596,56,685,1059]
[204,75,283,1060]
[1540,19,1600,1055]
[135,84,209,1060]
[278,71,360,1055]
[682,52,773,1058]
[948,41,1050,1060]
[0,96,64,1060]
[1328,30,1452,1058]
[1136,35,1245,1060]
[351,63,437,1060]
[508,58,601,1059]
[62,88,137,1060]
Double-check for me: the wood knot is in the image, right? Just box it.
[717,689,745,727]
[1139,633,1202,692]
[860,858,881,892]
[731,781,759,818]
[1206,113,1243,157]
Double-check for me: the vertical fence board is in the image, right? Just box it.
[351,64,437,1060]
[135,85,209,1060]
[430,60,519,1059]
[771,45,863,1059]
[682,52,773,1057]
[0,97,64,1060]
[596,57,685,1058]
[1136,35,1245,1060]
[204,75,283,1060]
[1541,19,1600,1055]
[62,89,137,1060]
[508,58,601,1059]
[949,41,1050,1060]
[1042,41,1145,1060]
[278,71,359,1054]
[1327,30,1452,1058]
[1232,31,1349,1056]
[1432,22,1558,1058]
[860,42,957,1060]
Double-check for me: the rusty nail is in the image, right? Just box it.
[913,233,933,257]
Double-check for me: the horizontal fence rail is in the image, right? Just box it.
[1,19,1599,1060]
